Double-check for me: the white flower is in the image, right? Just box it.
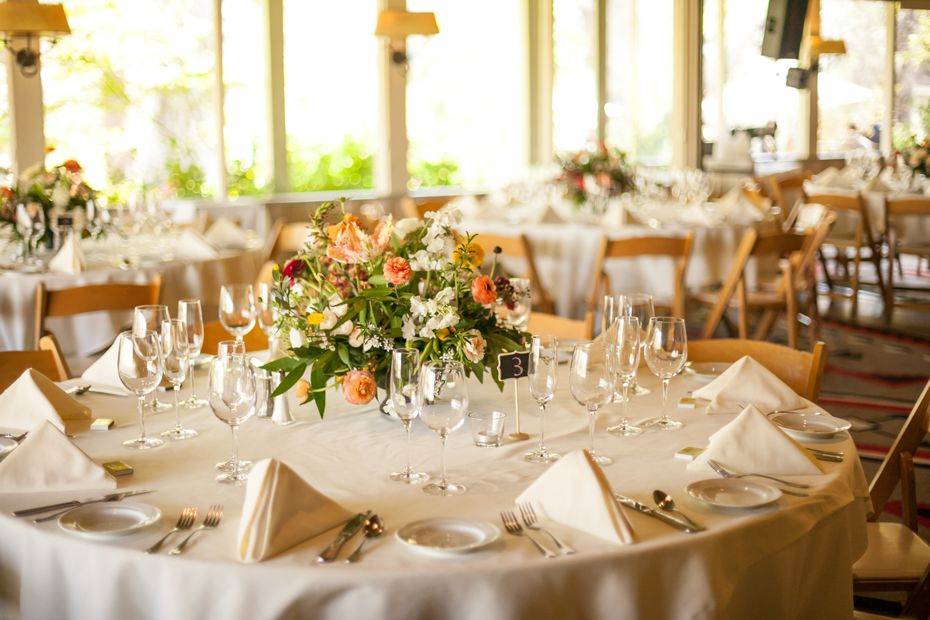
[463,329,487,363]
[51,182,70,210]
[348,326,365,348]
[331,319,353,337]
[319,309,339,330]
[329,294,347,318]
[402,317,417,340]
[395,217,421,240]
[289,328,308,348]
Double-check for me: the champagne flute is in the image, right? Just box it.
[208,353,257,484]
[525,335,560,463]
[606,316,644,436]
[160,319,197,440]
[389,348,429,484]
[117,330,165,449]
[619,293,654,395]
[133,304,172,411]
[257,282,279,357]
[643,317,688,431]
[600,294,620,337]
[570,342,614,465]
[416,361,469,496]
[219,284,256,344]
[214,339,252,473]
[178,299,208,408]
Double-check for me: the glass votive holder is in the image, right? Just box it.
[468,411,507,448]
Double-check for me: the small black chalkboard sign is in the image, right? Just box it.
[497,351,530,380]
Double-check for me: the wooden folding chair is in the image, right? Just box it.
[804,191,885,313]
[37,334,72,380]
[471,232,556,313]
[254,260,277,291]
[400,196,452,219]
[687,339,826,400]
[0,346,68,391]
[34,276,163,349]
[740,182,772,218]
[269,221,310,264]
[200,320,269,356]
[765,169,811,221]
[527,312,592,341]
[883,196,930,318]
[586,233,693,321]
[852,379,930,611]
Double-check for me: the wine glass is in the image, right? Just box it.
[494,278,532,329]
[133,304,172,411]
[208,353,257,484]
[219,284,256,344]
[525,335,560,463]
[214,340,252,473]
[606,316,644,436]
[160,319,197,440]
[178,299,208,408]
[600,294,620,337]
[257,282,279,356]
[416,361,469,496]
[570,342,614,466]
[117,330,165,449]
[14,202,45,269]
[619,293,654,395]
[389,348,429,484]
[217,339,246,358]
[643,317,688,431]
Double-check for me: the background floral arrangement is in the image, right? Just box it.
[897,136,930,179]
[0,159,97,240]
[265,200,529,416]
[555,142,636,208]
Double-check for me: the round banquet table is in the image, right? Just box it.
[0,360,870,620]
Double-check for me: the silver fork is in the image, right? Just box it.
[146,507,197,554]
[500,510,556,558]
[708,460,809,496]
[0,432,28,443]
[168,505,223,556]
[517,503,575,555]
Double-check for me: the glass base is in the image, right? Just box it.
[589,451,613,466]
[149,398,172,411]
[423,481,466,496]
[215,458,252,473]
[183,396,209,409]
[161,427,198,440]
[631,383,650,396]
[650,416,683,431]
[524,447,561,463]
[390,469,429,484]
[216,471,249,484]
[123,436,164,449]
[607,421,643,436]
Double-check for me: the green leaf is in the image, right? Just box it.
[336,343,351,367]
[272,362,307,397]
[261,357,301,372]
[310,366,327,417]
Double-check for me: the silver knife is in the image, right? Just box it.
[317,511,371,563]
[33,490,155,523]
[615,494,701,534]
[12,489,154,517]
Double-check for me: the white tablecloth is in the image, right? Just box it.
[0,363,869,619]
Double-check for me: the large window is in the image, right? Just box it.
[0,61,9,174]
[894,8,930,146]
[552,0,597,153]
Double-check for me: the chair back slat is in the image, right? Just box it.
[0,350,67,391]
[750,230,807,257]
[527,312,591,341]
[470,232,556,314]
[272,222,310,259]
[885,197,930,217]
[401,197,452,219]
[200,321,269,356]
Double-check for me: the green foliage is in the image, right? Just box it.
[227,158,266,198]
[288,137,374,192]
[409,158,459,189]
[165,159,208,199]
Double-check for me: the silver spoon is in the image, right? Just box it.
[345,514,384,563]
[652,490,706,532]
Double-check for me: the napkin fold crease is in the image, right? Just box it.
[692,356,810,414]
[0,369,90,431]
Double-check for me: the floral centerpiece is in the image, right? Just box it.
[264,200,529,416]
[897,136,930,180]
[555,142,636,215]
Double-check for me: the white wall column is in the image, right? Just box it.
[212,0,228,199]
[264,0,287,192]
[671,0,701,168]
[375,0,409,211]
[6,0,45,175]
[882,2,895,156]
[527,0,553,165]
[595,0,607,143]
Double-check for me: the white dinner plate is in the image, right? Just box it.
[58,502,161,540]
[685,361,730,380]
[396,518,500,556]
[687,478,782,509]
[0,436,17,459]
[770,411,851,440]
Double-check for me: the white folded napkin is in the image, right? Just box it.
[172,229,220,261]
[833,167,862,189]
[237,458,353,562]
[516,449,634,545]
[811,166,839,186]
[688,405,823,476]
[48,235,84,274]
[692,355,810,414]
[205,217,251,250]
[0,369,91,432]
[80,337,128,393]
[0,421,116,492]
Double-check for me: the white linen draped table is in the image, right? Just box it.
[805,181,930,242]
[0,364,869,619]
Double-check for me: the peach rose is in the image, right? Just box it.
[471,275,497,305]
[294,379,311,404]
[463,329,487,363]
[326,214,369,264]
[384,256,412,286]
[341,369,377,405]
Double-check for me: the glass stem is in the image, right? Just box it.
[622,381,630,423]
[439,434,447,488]
[189,368,196,401]
[137,396,147,439]
[538,403,546,452]
[587,405,597,454]
[173,385,181,430]
[661,378,670,420]
[231,425,240,469]
[403,420,412,474]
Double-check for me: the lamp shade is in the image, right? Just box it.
[0,2,69,35]
[374,10,438,38]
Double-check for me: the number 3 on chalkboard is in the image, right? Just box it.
[498,351,530,380]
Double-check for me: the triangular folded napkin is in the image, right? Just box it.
[48,235,84,274]
[81,337,128,393]
[0,422,115,492]
[237,458,353,562]
[516,449,634,545]
[692,356,810,414]
[205,217,251,250]
[688,405,823,476]
[173,229,220,261]
[0,369,90,432]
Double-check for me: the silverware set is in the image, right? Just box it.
[707,459,810,497]
[146,507,197,554]
[317,511,383,563]
[168,504,223,555]
[0,432,27,443]
[500,503,576,557]
[615,492,706,534]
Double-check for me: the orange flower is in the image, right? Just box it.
[294,379,311,404]
[341,369,377,405]
[325,214,369,264]
[471,275,497,305]
[383,256,412,286]
[62,159,82,173]
[0,187,13,201]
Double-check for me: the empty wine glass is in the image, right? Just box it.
[178,299,208,408]
[416,361,469,496]
[133,304,172,411]
[619,293,654,395]
[14,202,45,269]
[600,294,620,337]
[117,330,165,449]
[525,335,560,463]
[160,319,197,441]
[389,348,428,484]
[208,353,256,484]
[217,339,246,358]
[219,284,256,344]
[643,317,688,431]
[495,277,532,329]
[257,282,279,357]
[214,339,252,473]
[606,316,644,436]
[570,342,614,465]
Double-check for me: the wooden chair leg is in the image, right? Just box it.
[818,251,834,290]
[852,249,862,315]
[903,566,930,620]
[753,309,777,341]
[901,451,918,533]
[736,280,749,339]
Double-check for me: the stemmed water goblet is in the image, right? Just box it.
[133,304,172,411]
[416,361,469,496]
[117,330,165,449]
[569,342,614,466]
[219,284,256,345]
[14,202,45,270]
[495,277,532,330]
[160,319,198,441]
[619,293,654,395]
[643,317,688,430]
[178,299,208,408]
[606,316,644,436]
[208,351,257,484]
[214,340,252,474]
[257,282,279,357]
[389,348,429,484]
[525,335,560,463]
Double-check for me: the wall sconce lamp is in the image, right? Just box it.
[0,1,70,77]
[374,10,438,67]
